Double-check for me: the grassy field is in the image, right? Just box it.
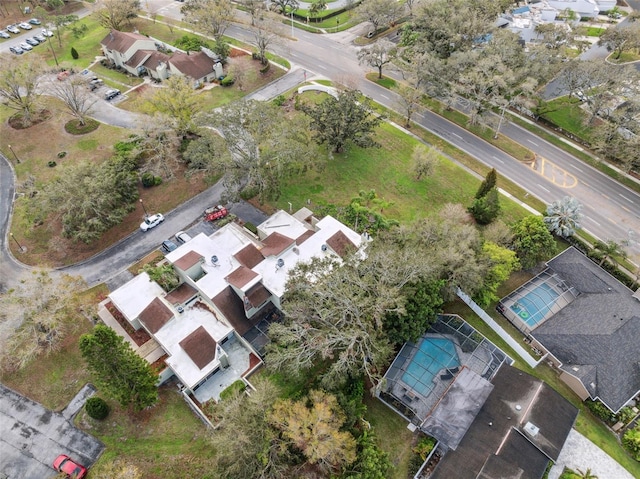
[539,97,597,143]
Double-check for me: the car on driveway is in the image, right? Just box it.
[18,22,32,30]
[41,28,54,37]
[25,37,39,46]
[104,89,121,100]
[0,30,10,39]
[140,213,164,232]
[161,240,178,253]
[175,231,192,244]
[6,24,20,34]
[9,46,23,54]
[28,18,41,25]
[53,454,87,479]
[19,42,33,51]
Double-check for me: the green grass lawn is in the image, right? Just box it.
[539,97,595,143]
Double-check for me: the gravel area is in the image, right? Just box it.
[548,428,635,479]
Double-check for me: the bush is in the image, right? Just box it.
[141,172,155,187]
[244,222,258,235]
[273,94,286,107]
[219,380,246,401]
[47,161,57,167]
[153,176,162,186]
[70,47,79,59]
[252,52,260,60]
[220,75,235,87]
[85,397,110,420]
[585,399,615,423]
[57,151,67,158]
[623,426,640,460]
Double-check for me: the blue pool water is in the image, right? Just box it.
[401,337,460,396]
[510,282,560,328]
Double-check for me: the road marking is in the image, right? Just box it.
[622,205,631,213]
[569,164,584,173]
[537,184,550,193]
[317,64,329,71]
[582,181,590,187]
[415,112,424,119]
[589,218,601,226]
[492,155,504,164]
[380,94,390,100]
[619,194,634,204]
[528,139,539,147]
[609,218,617,225]
[601,193,610,200]
[451,132,463,140]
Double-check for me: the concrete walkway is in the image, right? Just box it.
[548,429,635,479]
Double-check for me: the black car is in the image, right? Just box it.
[9,46,23,55]
[161,240,178,253]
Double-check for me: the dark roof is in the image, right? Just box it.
[225,265,258,289]
[212,286,266,335]
[174,250,203,271]
[245,282,272,309]
[261,232,295,256]
[100,30,149,53]
[169,51,215,80]
[124,49,152,68]
[533,247,640,412]
[296,229,315,245]
[138,297,174,334]
[431,365,577,479]
[179,325,216,369]
[326,230,356,258]
[234,244,264,269]
[165,282,197,305]
[141,50,170,71]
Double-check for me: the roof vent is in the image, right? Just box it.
[572,366,579,372]
[177,306,184,314]
[211,255,219,266]
[515,404,522,411]
[523,422,539,437]
[293,246,299,254]
[321,244,328,252]
[276,258,285,271]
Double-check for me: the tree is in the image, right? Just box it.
[593,240,626,267]
[475,168,497,199]
[412,144,439,180]
[302,89,384,153]
[98,0,140,31]
[574,468,598,479]
[136,125,181,179]
[0,54,43,127]
[269,0,299,14]
[181,0,234,41]
[269,390,357,474]
[0,271,86,372]
[534,22,575,50]
[354,0,404,33]
[309,0,328,20]
[344,431,392,479]
[142,75,201,136]
[468,187,500,225]
[544,196,582,238]
[141,263,180,292]
[599,23,640,60]
[240,0,266,26]
[473,241,520,307]
[397,84,423,128]
[251,16,280,65]
[511,216,556,269]
[383,279,445,344]
[201,100,317,202]
[623,425,640,460]
[51,77,97,126]
[79,324,159,411]
[357,39,396,79]
[182,129,230,176]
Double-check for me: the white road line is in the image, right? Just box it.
[451,132,463,140]
[537,184,550,193]
[589,218,601,227]
[415,112,425,118]
[492,155,504,164]
[582,181,590,187]
[380,94,390,100]
[528,139,539,147]
[569,164,583,173]
[316,64,329,71]
[619,194,634,204]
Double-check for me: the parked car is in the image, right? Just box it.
[25,37,39,46]
[53,454,87,479]
[9,46,23,54]
[89,78,103,85]
[104,89,120,100]
[28,18,41,25]
[204,205,229,222]
[18,22,32,30]
[6,24,20,34]
[0,30,10,39]
[41,28,54,37]
[34,33,45,42]
[161,240,178,253]
[140,213,164,232]
[19,42,32,51]
[175,231,192,244]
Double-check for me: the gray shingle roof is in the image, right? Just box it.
[533,247,640,412]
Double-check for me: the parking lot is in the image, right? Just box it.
[0,383,104,479]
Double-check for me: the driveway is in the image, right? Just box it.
[0,383,104,479]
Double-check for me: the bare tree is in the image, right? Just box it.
[355,0,404,33]
[51,77,97,126]
[397,84,423,127]
[0,54,43,127]
[136,126,181,179]
[181,0,234,41]
[251,16,281,65]
[97,0,140,31]
[357,39,396,79]
[240,0,266,26]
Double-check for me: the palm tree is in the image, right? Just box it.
[544,196,582,238]
[309,0,327,21]
[593,239,626,267]
[575,467,598,479]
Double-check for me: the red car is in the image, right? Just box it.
[204,205,229,222]
[53,454,87,478]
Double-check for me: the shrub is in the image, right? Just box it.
[57,151,67,158]
[85,397,110,420]
[244,222,258,235]
[251,52,260,60]
[273,94,286,107]
[585,399,615,423]
[153,176,162,186]
[623,426,640,460]
[616,406,636,425]
[220,75,235,87]
[47,161,57,167]
[219,380,246,401]
[70,47,79,59]
[141,172,155,187]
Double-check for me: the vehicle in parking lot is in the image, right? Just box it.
[34,33,45,42]
[0,30,10,39]
[89,77,103,85]
[41,28,54,37]
[204,205,229,221]
[28,18,41,25]
[19,42,32,51]
[7,24,20,34]
[140,213,164,231]
[53,454,87,479]
[25,37,39,46]
[175,231,192,244]
[9,46,23,54]
[161,240,178,253]
[18,22,32,30]
[104,89,120,100]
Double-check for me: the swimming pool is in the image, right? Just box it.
[401,337,460,396]
[510,282,560,328]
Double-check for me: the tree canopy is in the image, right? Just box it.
[511,215,556,269]
[544,196,582,238]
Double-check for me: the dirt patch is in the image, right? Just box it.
[105,301,152,347]
[229,47,248,58]
[8,109,52,129]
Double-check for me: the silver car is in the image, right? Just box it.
[19,42,33,51]
[0,30,10,39]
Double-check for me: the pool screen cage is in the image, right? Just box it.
[379,315,510,425]
[498,269,579,335]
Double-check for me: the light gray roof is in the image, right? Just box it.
[532,247,640,412]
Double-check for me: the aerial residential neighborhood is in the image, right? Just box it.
[1,0,640,477]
